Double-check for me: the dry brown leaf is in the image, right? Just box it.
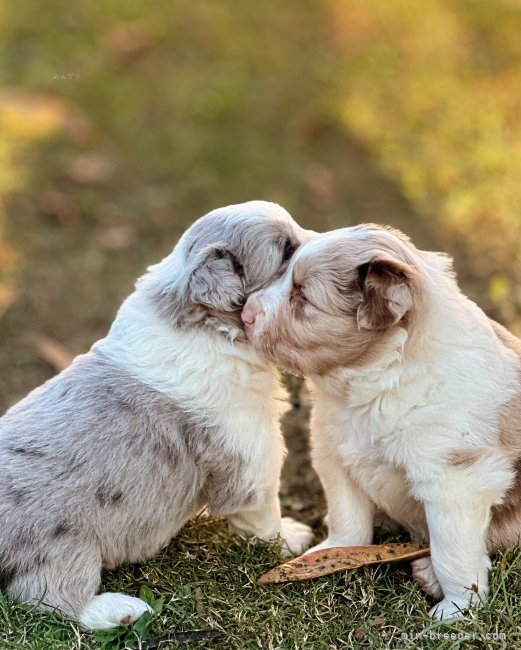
[194,586,207,628]
[354,628,366,640]
[34,336,74,372]
[66,153,115,184]
[97,225,137,250]
[258,542,429,585]
[104,22,154,62]
[38,191,80,225]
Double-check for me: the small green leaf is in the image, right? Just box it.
[94,626,124,649]
[152,596,164,615]
[138,585,155,606]
[131,611,153,639]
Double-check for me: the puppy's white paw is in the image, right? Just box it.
[79,593,153,630]
[280,517,313,556]
[411,557,443,600]
[429,596,470,621]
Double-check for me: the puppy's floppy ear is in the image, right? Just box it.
[356,257,418,331]
[184,245,245,311]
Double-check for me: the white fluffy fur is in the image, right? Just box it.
[93,203,314,554]
[312,269,517,618]
[79,594,152,630]
[244,224,521,620]
[0,201,313,630]
[96,293,290,542]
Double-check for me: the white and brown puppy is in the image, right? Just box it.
[0,201,313,629]
[242,223,521,620]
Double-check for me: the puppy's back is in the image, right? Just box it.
[0,352,205,587]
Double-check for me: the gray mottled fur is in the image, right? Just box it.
[0,351,257,618]
[0,201,309,621]
[142,202,303,338]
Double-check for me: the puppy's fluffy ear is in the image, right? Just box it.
[356,257,417,331]
[184,245,245,311]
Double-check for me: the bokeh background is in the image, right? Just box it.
[1,0,521,513]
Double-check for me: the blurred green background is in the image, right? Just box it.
[1,0,521,411]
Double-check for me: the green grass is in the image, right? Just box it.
[2,1,521,647]
[1,518,521,649]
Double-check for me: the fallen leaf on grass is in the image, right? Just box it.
[66,152,115,184]
[34,336,74,372]
[194,586,207,628]
[38,190,80,225]
[258,542,429,585]
[103,22,155,62]
[97,225,136,250]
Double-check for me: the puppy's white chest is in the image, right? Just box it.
[315,377,434,537]
[338,428,427,538]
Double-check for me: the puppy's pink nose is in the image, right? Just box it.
[241,307,256,326]
[241,297,263,327]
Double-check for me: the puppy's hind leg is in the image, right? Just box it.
[79,592,153,630]
[7,541,151,630]
[7,540,102,621]
[411,556,443,600]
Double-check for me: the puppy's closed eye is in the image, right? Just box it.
[230,254,244,277]
[282,239,296,263]
[290,283,308,303]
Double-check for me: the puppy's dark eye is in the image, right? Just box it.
[282,239,296,263]
[230,254,244,277]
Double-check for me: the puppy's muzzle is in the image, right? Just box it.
[241,296,264,329]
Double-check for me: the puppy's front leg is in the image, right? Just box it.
[423,488,492,620]
[227,491,313,556]
[308,443,375,553]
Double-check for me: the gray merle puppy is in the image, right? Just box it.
[0,201,313,629]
